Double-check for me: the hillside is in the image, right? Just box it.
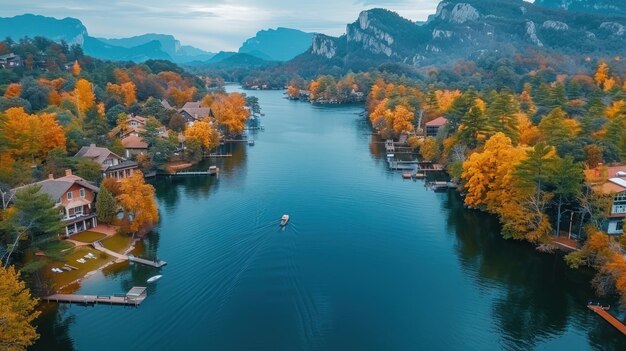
[97,34,215,63]
[535,0,626,16]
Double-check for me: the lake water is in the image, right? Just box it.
[33,87,626,350]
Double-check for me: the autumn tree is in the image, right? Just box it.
[184,120,219,150]
[594,61,609,88]
[2,108,66,163]
[0,265,40,351]
[211,93,250,135]
[462,132,527,214]
[116,172,158,233]
[71,60,81,76]
[419,137,439,161]
[74,78,95,117]
[3,83,21,99]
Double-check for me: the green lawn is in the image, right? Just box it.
[36,240,75,260]
[101,234,133,254]
[70,231,108,243]
[44,247,115,291]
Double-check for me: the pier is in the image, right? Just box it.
[92,242,167,268]
[203,153,232,158]
[587,304,626,335]
[45,287,147,307]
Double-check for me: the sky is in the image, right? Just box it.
[0,0,442,52]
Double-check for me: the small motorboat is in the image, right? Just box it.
[147,275,162,283]
[248,139,255,146]
[280,214,289,226]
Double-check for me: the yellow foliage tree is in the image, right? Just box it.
[3,83,21,99]
[211,93,250,135]
[517,114,541,146]
[287,84,299,98]
[434,89,462,113]
[74,78,95,117]
[0,265,40,351]
[606,100,626,119]
[2,108,66,161]
[594,61,609,88]
[309,80,321,100]
[116,172,158,233]
[184,120,220,149]
[419,137,439,161]
[462,132,527,213]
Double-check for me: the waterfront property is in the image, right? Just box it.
[74,144,139,180]
[425,116,448,137]
[12,170,99,237]
[586,165,626,235]
[0,53,22,69]
[179,101,213,125]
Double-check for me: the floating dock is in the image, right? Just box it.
[587,304,626,335]
[128,255,167,268]
[45,287,147,307]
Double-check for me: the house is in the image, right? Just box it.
[586,165,626,234]
[74,144,138,180]
[179,102,212,125]
[425,117,448,137]
[121,135,148,158]
[12,170,99,237]
[0,53,22,69]
[161,99,174,110]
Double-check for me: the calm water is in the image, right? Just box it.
[33,87,626,351]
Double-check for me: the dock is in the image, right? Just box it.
[588,304,626,335]
[92,242,167,268]
[204,153,232,158]
[128,255,167,268]
[172,170,210,176]
[45,287,147,307]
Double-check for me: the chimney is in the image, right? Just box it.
[65,169,72,177]
[48,174,54,180]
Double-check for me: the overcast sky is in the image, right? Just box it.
[0,0,442,52]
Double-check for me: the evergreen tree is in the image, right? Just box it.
[548,157,583,236]
[95,185,116,224]
[486,91,519,143]
[458,106,489,148]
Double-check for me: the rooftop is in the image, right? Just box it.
[425,116,448,127]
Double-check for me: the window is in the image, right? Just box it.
[80,188,85,198]
[618,220,624,232]
[67,192,72,200]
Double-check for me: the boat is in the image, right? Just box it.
[402,172,413,179]
[280,214,289,226]
[147,275,162,283]
[208,166,219,175]
[413,173,426,179]
[248,139,255,146]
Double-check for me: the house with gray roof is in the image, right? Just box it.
[74,144,138,180]
[12,170,99,237]
[179,101,212,125]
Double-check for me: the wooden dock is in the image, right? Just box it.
[204,153,232,158]
[92,242,167,268]
[588,304,626,335]
[45,287,147,307]
[128,255,167,268]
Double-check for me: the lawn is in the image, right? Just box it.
[70,231,108,243]
[44,247,115,291]
[101,234,133,254]
[36,240,75,260]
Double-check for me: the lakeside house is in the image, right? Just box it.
[586,165,626,234]
[121,135,149,158]
[12,170,99,237]
[0,53,22,69]
[74,144,138,180]
[425,117,448,137]
[179,101,212,125]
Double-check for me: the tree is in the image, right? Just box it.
[419,137,439,161]
[485,91,519,143]
[95,185,116,224]
[458,106,489,148]
[116,172,158,233]
[184,120,219,150]
[211,93,250,136]
[594,61,609,88]
[0,265,40,351]
[548,157,583,236]
[462,132,527,213]
[168,113,186,132]
[3,83,21,99]
[71,60,81,76]
[538,108,580,146]
[75,158,102,183]
[3,185,64,265]
[74,78,95,118]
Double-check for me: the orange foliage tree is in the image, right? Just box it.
[3,83,21,99]
[211,93,250,135]
[74,78,95,117]
[2,107,66,162]
[184,120,220,149]
[116,171,158,233]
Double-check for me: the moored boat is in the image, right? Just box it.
[147,275,162,283]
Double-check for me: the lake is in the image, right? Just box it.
[32,87,626,350]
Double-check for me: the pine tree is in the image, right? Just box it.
[95,185,116,224]
[548,157,583,236]
[458,106,489,148]
[486,91,519,144]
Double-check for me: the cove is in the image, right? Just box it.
[32,87,626,350]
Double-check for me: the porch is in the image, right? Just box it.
[64,213,98,237]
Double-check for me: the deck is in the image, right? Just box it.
[128,255,167,268]
[588,304,626,335]
[92,242,167,268]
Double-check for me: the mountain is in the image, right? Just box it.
[97,34,214,63]
[238,27,314,61]
[297,1,626,71]
[534,0,626,16]
[0,14,212,63]
[0,14,88,45]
